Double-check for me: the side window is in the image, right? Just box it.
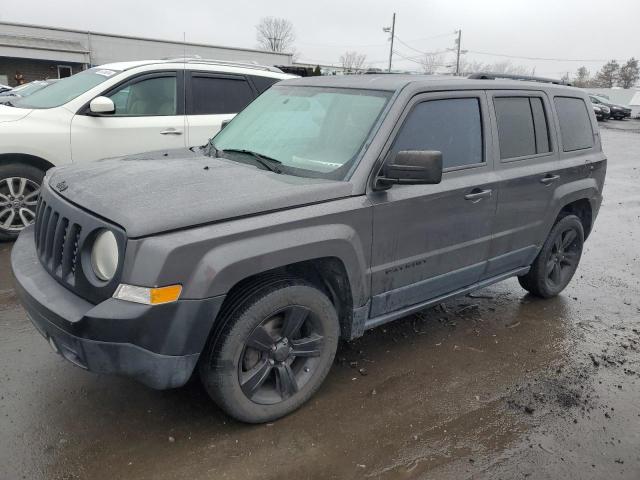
[391,98,484,169]
[251,75,279,94]
[494,96,550,160]
[107,75,177,116]
[554,97,594,152]
[189,75,254,115]
[530,97,550,154]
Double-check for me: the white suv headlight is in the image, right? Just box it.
[91,229,119,281]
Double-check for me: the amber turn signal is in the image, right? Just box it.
[113,284,182,305]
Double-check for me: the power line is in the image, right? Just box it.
[393,36,451,56]
[467,49,609,63]
[391,47,450,62]
[392,50,451,67]
[296,30,456,50]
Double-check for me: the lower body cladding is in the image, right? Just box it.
[11,227,225,389]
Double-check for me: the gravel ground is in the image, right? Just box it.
[0,122,638,480]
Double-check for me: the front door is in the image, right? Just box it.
[70,71,186,162]
[369,91,497,318]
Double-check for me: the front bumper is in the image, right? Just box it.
[11,227,225,389]
[610,109,631,118]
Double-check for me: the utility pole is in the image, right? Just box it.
[383,13,396,73]
[455,29,462,76]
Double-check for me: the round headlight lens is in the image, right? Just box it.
[91,230,119,281]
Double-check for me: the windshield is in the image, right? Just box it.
[13,68,121,109]
[4,81,48,97]
[212,85,392,180]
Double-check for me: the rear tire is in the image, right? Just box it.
[0,163,44,241]
[199,277,339,423]
[518,215,584,298]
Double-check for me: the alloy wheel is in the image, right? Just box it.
[545,226,581,289]
[239,305,324,405]
[0,177,40,232]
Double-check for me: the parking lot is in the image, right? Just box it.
[0,122,638,479]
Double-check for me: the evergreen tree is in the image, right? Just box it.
[619,58,639,88]
[594,60,620,88]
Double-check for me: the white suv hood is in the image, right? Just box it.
[0,105,33,123]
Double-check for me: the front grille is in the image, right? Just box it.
[34,198,82,285]
[33,182,126,304]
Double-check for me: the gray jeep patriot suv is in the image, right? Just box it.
[11,73,606,423]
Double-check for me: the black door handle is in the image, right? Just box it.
[464,188,492,202]
[540,174,560,185]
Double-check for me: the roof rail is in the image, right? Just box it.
[160,56,283,73]
[468,72,571,86]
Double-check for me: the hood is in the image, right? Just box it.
[48,148,354,237]
[0,104,32,123]
[607,103,630,110]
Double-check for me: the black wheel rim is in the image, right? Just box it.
[0,177,40,232]
[545,226,581,288]
[239,305,324,405]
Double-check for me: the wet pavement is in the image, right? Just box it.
[1,123,639,480]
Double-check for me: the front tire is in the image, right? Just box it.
[518,214,584,298]
[0,163,44,241]
[199,277,339,423]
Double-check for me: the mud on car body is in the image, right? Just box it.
[12,74,606,423]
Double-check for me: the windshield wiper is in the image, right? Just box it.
[221,148,283,174]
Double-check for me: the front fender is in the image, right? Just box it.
[190,223,369,305]
[122,197,373,308]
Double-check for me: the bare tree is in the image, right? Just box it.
[340,51,367,73]
[489,61,531,76]
[255,17,296,53]
[420,53,442,75]
[619,58,639,89]
[573,66,591,88]
[457,58,486,76]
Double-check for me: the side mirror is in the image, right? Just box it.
[376,150,443,189]
[89,96,115,114]
[220,119,231,130]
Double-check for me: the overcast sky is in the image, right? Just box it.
[2,0,638,77]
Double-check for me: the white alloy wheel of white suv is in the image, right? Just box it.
[0,59,294,240]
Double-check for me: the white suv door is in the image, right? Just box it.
[70,71,186,162]
[185,72,257,147]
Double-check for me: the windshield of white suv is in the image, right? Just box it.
[1,81,48,97]
[211,85,392,180]
[13,68,121,109]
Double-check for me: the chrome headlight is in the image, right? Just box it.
[91,229,119,281]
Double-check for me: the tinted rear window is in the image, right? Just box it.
[392,98,484,169]
[189,75,254,115]
[494,96,551,159]
[554,97,594,151]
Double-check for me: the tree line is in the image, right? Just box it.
[572,59,639,88]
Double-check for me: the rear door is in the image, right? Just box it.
[368,91,498,318]
[70,70,186,162]
[484,90,559,278]
[185,71,257,147]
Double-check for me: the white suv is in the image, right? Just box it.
[0,59,293,240]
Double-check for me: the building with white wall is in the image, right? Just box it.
[0,21,292,86]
